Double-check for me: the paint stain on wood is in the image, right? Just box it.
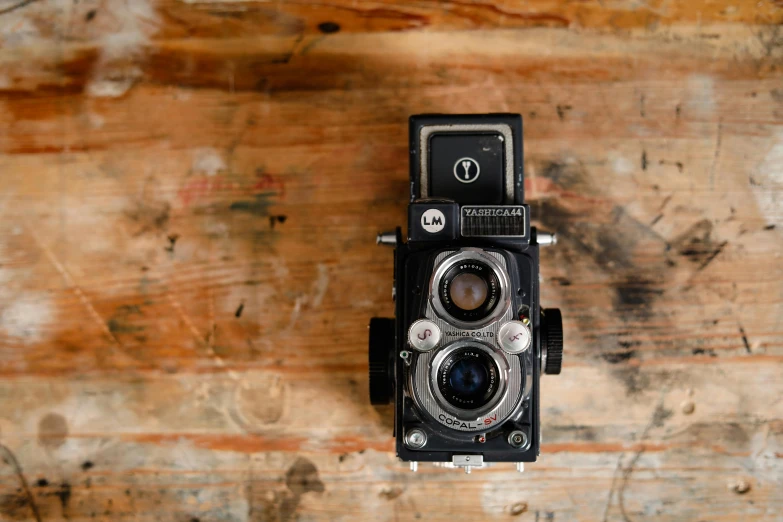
[379,486,403,500]
[38,413,68,449]
[0,491,32,521]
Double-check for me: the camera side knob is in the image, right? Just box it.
[542,308,563,375]
[368,317,395,405]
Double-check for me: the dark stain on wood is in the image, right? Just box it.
[379,486,404,500]
[285,457,325,496]
[38,413,68,449]
[165,234,180,253]
[669,219,728,272]
[601,350,636,364]
[230,193,276,216]
[269,215,288,228]
[0,491,32,521]
[55,482,71,510]
[612,276,664,318]
[126,200,171,237]
[556,104,572,121]
[107,305,145,335]
[318,21,341,34]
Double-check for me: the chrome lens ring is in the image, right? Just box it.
[429,249,511,330]
[429,340,509,420]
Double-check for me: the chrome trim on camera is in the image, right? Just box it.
[419,249,534,409]
[429,248,511,330]
[412,339,522,432]
[419,123,515,200]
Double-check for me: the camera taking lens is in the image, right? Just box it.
[437,346,499,410]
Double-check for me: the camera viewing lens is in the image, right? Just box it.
[449,273,488,311]
[437,347,500,410]
[438,259,500,323]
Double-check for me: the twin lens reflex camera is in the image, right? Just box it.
[369,114,564,473]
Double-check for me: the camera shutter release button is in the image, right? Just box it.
[408,319,441,352]
[498,321,532,354]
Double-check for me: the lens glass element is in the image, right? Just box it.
[437,346,499,410]
[438,260,500,323]
[449,273,488,311]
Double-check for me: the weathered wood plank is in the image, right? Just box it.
[0,0,781,520]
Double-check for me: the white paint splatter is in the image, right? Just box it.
[0,295,55,344]
[87,112,105,129]
[609,152,634,176]
[0,16,41,48]
[286,296,304,331]
[686,75,716,119]
[271,257,289,280]
[752,130,783,226]
[286,265,329,330]
[480,482,509,515]
[192,148,227,176]
[87,0,159,98]
[310,264,329,307]
[748,428,782,484]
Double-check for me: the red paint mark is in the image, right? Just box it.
[252,173,286,199]
[178,173,286,208]
[525,177,558,199]
[417,329,432,341]
[483,414,497,425]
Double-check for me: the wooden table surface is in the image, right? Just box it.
[1,1,782,521]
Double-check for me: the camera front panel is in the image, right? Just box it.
[395,244,541,463]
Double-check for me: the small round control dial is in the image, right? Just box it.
[497,320,532,354]
[408,319,441,352]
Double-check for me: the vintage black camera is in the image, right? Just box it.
[369,114,564,472]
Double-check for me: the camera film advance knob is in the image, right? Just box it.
[542,309,563,375]
[368,317,395,405]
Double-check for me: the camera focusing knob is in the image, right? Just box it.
[542,308,563,375]
[368,318,395,405]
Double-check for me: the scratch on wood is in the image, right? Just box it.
[709,119,723,189]
[0,0,39,16]
[602,455,625,522]
[695,240,727,272]
[0,443,42,522]
[658,194,673,213]
[610,398,670,522]
[738,325,751,353]
[27,227,130,353]
[165,292,238,380]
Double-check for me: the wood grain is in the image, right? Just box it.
[0,0,781,521]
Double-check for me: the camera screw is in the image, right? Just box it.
[405,429,427,449]
[537,232,557,246]
[376,231,397,246]
[476,435,486,444]
[508,430,528,449]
